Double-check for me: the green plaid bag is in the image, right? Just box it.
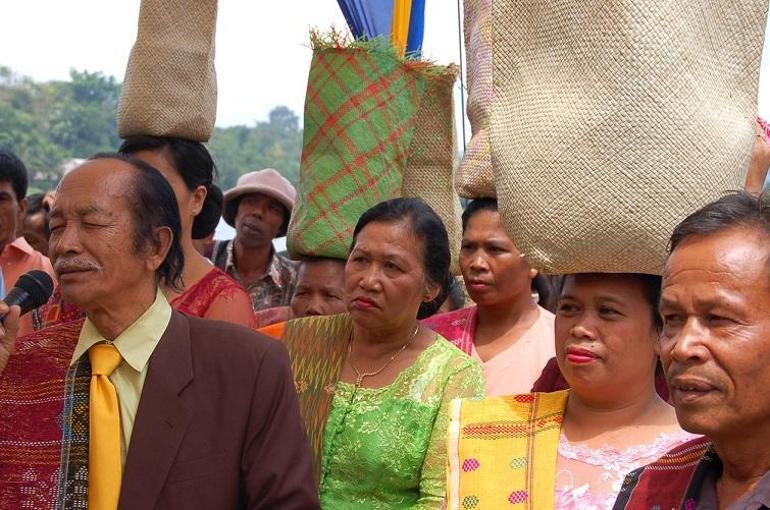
[288,40,430,259]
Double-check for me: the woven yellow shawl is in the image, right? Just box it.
[446,390,569,509]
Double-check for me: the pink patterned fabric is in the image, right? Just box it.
[554,430,699,509]
[420,306,477,355]
[424,305,556,395]
[758,116,770,140]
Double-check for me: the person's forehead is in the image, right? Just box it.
[299,259,345,280]
[354,223,420,256]
[0,180,17,197]
[561,274,644,302]
[55,160,133,210]
[663,228,770,288]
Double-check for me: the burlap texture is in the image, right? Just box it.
[402,65,464,274]
[117,0,218,142]
[490,1,768,274]
[454,0,496,199]
[287,47,425,260]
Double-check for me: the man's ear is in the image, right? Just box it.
[145,226,174,273]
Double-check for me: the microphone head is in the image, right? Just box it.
[14,270,54,312]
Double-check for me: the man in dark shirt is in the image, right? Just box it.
[614,191,770,510]
[212,169,298,311]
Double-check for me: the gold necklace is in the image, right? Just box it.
[348,325,420,388]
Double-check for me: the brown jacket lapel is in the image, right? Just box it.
[119,312,193,510]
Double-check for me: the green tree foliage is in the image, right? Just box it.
[207,106,302,188]
[0,67,122,191]
[0,66,302,192]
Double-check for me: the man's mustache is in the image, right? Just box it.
[54,258,101,273]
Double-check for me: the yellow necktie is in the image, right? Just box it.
[89,342,123,510]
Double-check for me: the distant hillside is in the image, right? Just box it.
[0,66,302,191]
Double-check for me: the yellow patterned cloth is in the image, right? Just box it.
[446,390,569,509]
[280,314,352,481]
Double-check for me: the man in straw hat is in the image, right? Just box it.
[212,169,298,313]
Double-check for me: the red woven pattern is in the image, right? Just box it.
[288,47,426,259]
[462,413,562,440]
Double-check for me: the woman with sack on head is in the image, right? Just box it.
[446,273,698,510]
[422,197,557,395]
[271,197,484,509]
[34,137,257,330]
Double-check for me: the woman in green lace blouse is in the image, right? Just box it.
[274,198,484,509]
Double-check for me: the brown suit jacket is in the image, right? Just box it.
[119,311,319,510]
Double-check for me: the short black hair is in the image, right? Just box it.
[0,150,29,200]
[25,192,50,237]
[444,278,466,311]
[351,197,452,319]
[26,193,47,215]
[461,197,497,232]
[119,136,222,240]
[88,153,185,290]
[670,191,770,253]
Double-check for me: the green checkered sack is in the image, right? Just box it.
[288,39,429,259]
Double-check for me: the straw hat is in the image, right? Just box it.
[222,169,296,228]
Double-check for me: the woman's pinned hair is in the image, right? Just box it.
[118,135,221,239]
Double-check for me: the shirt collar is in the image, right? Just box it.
[2,237,34,257]
[69,287,172,372]
[697,448,770,510]
[226,239,283,285]
[266,249,287,285]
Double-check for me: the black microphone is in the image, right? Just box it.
[4,270,55,316]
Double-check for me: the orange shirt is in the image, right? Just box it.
[258,321,286,340]
[1,237,55,336]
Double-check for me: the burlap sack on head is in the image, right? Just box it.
[491,1,768,274]
[454,0,496,199]
[117,0,217,142]
[287,41,427,260]
[402,65,464,274]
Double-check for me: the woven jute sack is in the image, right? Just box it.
[287,44,427,260]
[490,1,768,274]
[117,0,218,142]
[402,65,464,274]
[454,0,496,199]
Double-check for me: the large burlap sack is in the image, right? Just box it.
[287,43,426,260]
[402,65,464,274]
[117,0,218,142]
[454,0,496,199]
[491,1,768,274]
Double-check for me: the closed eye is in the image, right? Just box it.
[599,306,623,317]
[707,314,736,326]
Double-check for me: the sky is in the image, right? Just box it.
[0,0,464,127]
[2,0,768,136]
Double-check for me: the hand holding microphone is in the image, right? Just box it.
[0,271,54,375]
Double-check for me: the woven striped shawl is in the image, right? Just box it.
[0,320,89,509]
